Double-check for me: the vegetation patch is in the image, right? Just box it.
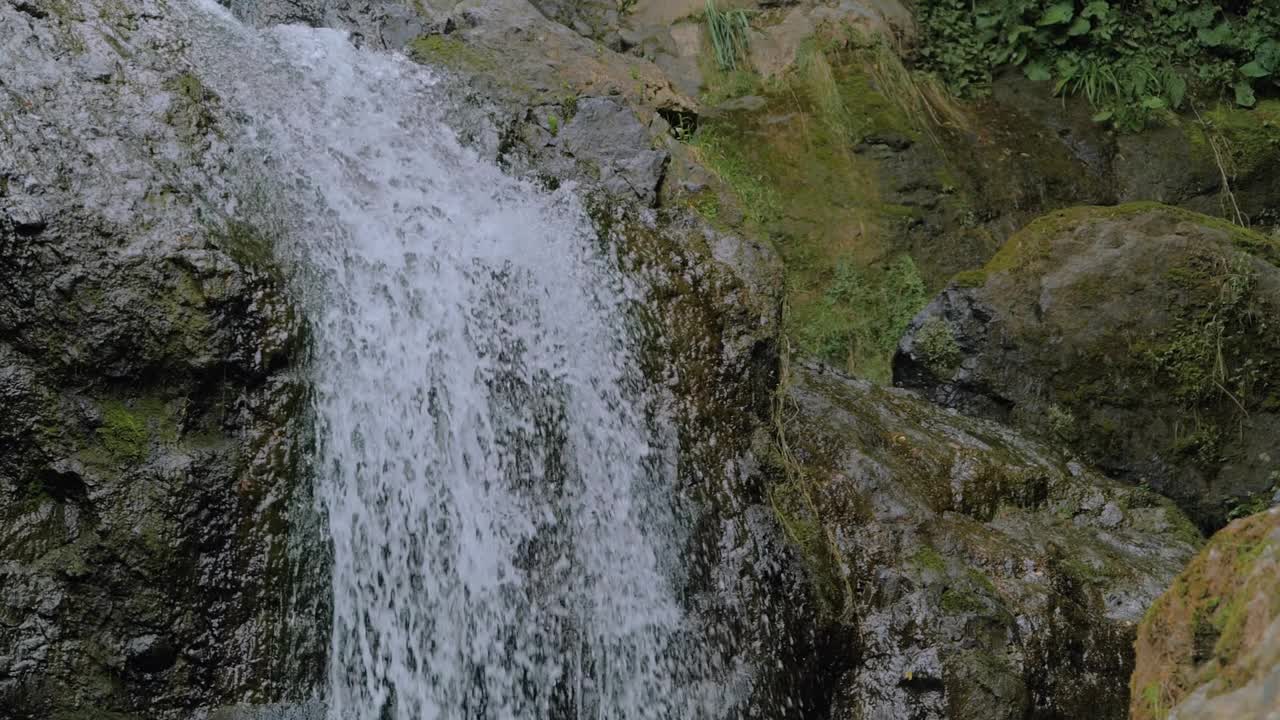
[915,0,1280,131]
[687,30,958,380]
[704,0,751,71]
[914,317,962,378]
[407,35,496,72]
[97,401,149,464]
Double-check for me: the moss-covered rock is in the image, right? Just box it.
[1118,100,1280,228]
[896,204,1280,530]
[1130,507,1280,720]
[764,362,1199,720]
[0,3,314,716]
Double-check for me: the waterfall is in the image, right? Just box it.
[190,3,731,719]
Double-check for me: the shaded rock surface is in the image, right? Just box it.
[896,204,1280,530]
[761,362,1199,720]
[1130,507,1280,720]
[0,0,318,717]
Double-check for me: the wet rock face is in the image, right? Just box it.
[896,204,1280,530]
[768,363,1199,720]
[0,1,314,717]
[1130,507,1280,720]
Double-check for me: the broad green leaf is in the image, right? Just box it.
[1025,62,1052,81]
[1007,24,1036,43]
[1082,1,1109,19]
[1141,96,1166,109]
[1037,2,1074,26]
[1234,80,1257,107]
[1068,17,1091,36]
[975,12,1002,30]
[1091,109,1114,122]
[1239,61,1270,79]
[1197,22,1232,47]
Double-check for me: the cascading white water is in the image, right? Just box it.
[190,3,734,718]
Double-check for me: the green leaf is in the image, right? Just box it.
[1025,61,1052,81]
[1166,75,1186,109]
[1091,109,1114,122]
[1068,17,1091,36]
[1186,4,1217,29]
[975,12,1003,30]
[1239,61,1270,79]
[1006,24,1036,43]
[1037,2,1074,26]
[1234,80,1257,107]
[1141,96,1166,109]
[1197,22,1232,48]
[1081,1,1109,19]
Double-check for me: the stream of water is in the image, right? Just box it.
[193,3,727,718]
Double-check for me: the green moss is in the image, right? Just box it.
[214,220,280,277]
[97,402,148,464]
[987,203,1280,276]
[768,476,850,622]
[912,544,947,573]
[1132,510,1279,717]
[92,396,181,466]
[1201,100,1280,178]
[941,586,986,614]
[164,72,221,144]
[407,35,495,72]
[169,72,205,103]
[952,269,988,288]
[689,42,938,380]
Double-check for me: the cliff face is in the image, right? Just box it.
[1,2,316,716]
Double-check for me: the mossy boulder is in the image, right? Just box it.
[761,362,1199,720]
[1129,507,1280,720]
[896,204,1280,530]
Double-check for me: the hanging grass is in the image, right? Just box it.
[705,0,751,71]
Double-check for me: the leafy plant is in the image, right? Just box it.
[799,255,929,381]
[914,316,962,377]
[915,0,1280,130]
[704,0,752,71]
